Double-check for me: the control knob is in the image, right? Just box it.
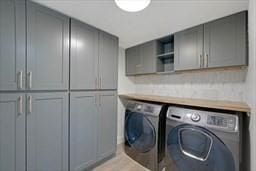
[191,113,201,122]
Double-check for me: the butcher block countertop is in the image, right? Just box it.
[119,94,251,113]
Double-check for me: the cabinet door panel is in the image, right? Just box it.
[0,94,25,171]
[174,25,203,71]
[125,46,141,75]
[27,93,68,171]
[140,41,157,74]
[27,1,69,90]
[99,31,118,90]
[70,20,98,90]
[70,92,97,171]
[0,0,25,90]
[204,12,247,68]
[98,91,117,160]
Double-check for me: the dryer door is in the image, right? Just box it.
[167,124,235,171]
[125,112,156,153]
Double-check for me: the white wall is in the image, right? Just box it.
[117,48,135,144]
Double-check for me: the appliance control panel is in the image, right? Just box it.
[167,107,239,132]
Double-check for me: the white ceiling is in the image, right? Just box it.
[33,0,248,48]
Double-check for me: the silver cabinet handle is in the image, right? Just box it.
[18,96,23,115]
[204,53,209,68]
[95,78,98,90]
[99,77,102,89]
[27,72,32,89]
[27,96,32,114]
[199,54,203,68]
[17,71,23,89]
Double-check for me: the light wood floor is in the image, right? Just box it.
[93,144,149,171]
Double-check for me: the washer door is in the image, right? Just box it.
[125,112,156,153]
[167,124,235,171]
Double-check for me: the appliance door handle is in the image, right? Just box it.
[17,71,23,89]
[178,128,213,161]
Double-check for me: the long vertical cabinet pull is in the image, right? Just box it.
[27,72,32,89]
[99,77,101,89]
[18,96,23,114]
[17,71,23,89]
[204,53,209,68]
[27,96,32,114]
[199,55,203,68]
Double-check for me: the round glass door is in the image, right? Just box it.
[125,112,156,153]
[167,124,235,171]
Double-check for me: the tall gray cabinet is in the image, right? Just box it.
[0,0,26,91]
[70,19,118,171]
[1,1,118,171]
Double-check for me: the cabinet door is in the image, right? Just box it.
[70,20,99,90]
[99,31,118,90]
[174,25,203,71]
[140,41,157,74]
[70,92,97,171]
[125,46,141,75]
[0,94,25,171]
[27,93,68,171]
[204,12,247,68]
[0,0,25,90]
[98,91,117,160]
[27,1,69,90]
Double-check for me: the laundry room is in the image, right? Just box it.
[0,0,255,171]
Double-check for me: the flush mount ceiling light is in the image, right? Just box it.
[115,0,151,12]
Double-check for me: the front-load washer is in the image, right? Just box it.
[165,106,243,171]
[124,100,167,171]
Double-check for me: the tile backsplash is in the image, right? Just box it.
[134,69,247,102]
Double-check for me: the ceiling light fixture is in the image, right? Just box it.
[115,0,151,12]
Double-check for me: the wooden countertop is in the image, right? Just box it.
[119,94,251,113]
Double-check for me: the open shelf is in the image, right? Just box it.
[156,35,174,73]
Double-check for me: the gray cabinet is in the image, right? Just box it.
[27,1,69,90]
[70,20,118,90]
[70,91,117,170]
[204,12,247,68]
[70,92,98,171]
[0,94,26,171]
[174,12,247,71]
[126,46,141,75]
[98,91,117,160]
[99,31,118,90]
[125,41,157,75]
[0,0,26,91]
[174,25,203,71]
[27,93,68,171]
[70,20,99,90]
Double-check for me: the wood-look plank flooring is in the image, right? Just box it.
[93,144,149,171]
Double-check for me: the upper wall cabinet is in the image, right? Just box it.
[175,11,247,71]
[204,12,247,68]
[70,20,118,90]
[99,31,118,90]
[27,1,69,90]
[70,19,99,90]
[174,25,204,71]
[0,0,26,91]
[126,40,157,75]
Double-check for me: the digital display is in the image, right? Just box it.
[207,116,228,127]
